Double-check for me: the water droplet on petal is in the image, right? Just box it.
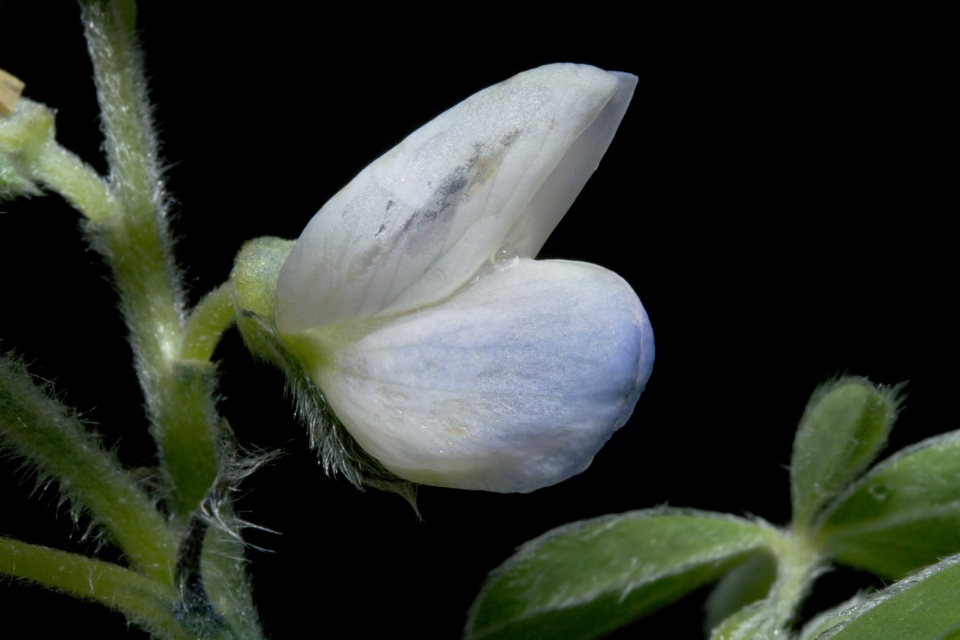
[868,483,889,500]
[491,244,519,270]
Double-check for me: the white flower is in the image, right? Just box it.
[274,64,654,493]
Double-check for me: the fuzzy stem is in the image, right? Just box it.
[0,99,115,222]
[1,2,261,634]
[201,517,266,640]
[32,141,117,222]
[154,361,221,517]
[79,0,223,519]
[0,537,190,640]
[761,531,824,635]
[0,355,176,584]
[182,284,237,362]
[80,0,184,382]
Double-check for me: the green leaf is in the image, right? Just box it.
[813,555,960,640]
[465,508,782,640]
[704,551,778,631]
[791,377,900,531]
[937,625,960,640]
[816,430,960,578]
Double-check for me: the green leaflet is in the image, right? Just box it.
[816,430,960,578]
[814,555,960,640]
[465,509,780,640]
[791,377,899,531]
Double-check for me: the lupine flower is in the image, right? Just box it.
[273,64,654,493]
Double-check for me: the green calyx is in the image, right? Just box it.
[229,236,418,505]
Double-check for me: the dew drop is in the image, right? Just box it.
[491,244,519,270]
[868,483,890,500]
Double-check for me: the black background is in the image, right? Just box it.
[0,3,952,638]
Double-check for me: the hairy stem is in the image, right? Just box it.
[81,0,184,385]
[1,2,262,635]
[80,0,222,518]
[33,141,117,222]
[0,99,115,221]
[154,361,221,517]
[182,284,237,362]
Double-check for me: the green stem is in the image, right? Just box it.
[80,0,222,518]
[182,284,237,362]
[0,537,190,640]
[1,2,261,635]
[765,531,823,633]
[202,514,268,640]
[154,361,221,517]
[33,141,116,223]
[81,0,184,374]
[0,99,114,222]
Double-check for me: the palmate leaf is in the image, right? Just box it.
[815,430,960,578]
[790,377,900,531]
[465,508,780,640]
[804,555,960,640]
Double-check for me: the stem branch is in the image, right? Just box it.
[182,284,237,362]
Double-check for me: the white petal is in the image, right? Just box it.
[276,64,637,333]
[304,258,654,493]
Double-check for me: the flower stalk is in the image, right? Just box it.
[0,1,257,637]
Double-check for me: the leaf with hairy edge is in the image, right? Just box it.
[812,555,960,640]
[816,430,960,578]
[791,377,900,531]
[465,508,781,640]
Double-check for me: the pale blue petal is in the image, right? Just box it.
[307,258,654,493]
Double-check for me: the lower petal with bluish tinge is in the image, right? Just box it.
[305,258,654,493]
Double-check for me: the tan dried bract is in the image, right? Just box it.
[0,69,25,115]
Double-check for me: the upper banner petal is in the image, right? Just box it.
[276,64,636,332]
